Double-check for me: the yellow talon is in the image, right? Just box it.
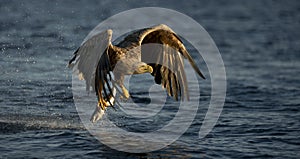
[121,87,130,99]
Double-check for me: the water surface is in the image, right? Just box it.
[0,0,299,158]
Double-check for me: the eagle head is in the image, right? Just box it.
[133,62,153,74]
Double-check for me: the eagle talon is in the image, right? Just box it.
[90,99,107,123]
[90,106,105,123]
[119,96,127,102]
[120,94,130,102]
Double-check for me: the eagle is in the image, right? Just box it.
[68,24,205,123]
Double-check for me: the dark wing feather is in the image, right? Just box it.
[138,24,205,100]
[68,29,116,107]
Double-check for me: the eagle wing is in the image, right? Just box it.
[121,24,205,100]
[68,30,116,107]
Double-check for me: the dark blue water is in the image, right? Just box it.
[1,0,300,158]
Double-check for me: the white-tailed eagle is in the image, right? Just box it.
[68,24,205,123]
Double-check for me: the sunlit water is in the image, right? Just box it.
[1,0,300,158]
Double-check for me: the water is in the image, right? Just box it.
[1,0,300,158]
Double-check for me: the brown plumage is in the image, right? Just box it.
[68,24,205,123]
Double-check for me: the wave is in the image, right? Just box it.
[0,114,85,133]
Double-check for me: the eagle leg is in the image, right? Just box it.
[115,74,130,100]
[90,97,115,123]
[120,85,130,99]
[90,104,105,123]
[90,79,116,123]
[90,98,106,123]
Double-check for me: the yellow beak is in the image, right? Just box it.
[147,65,153,73]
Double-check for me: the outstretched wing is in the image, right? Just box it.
[121,24,205,100]
[68,30,115,106]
